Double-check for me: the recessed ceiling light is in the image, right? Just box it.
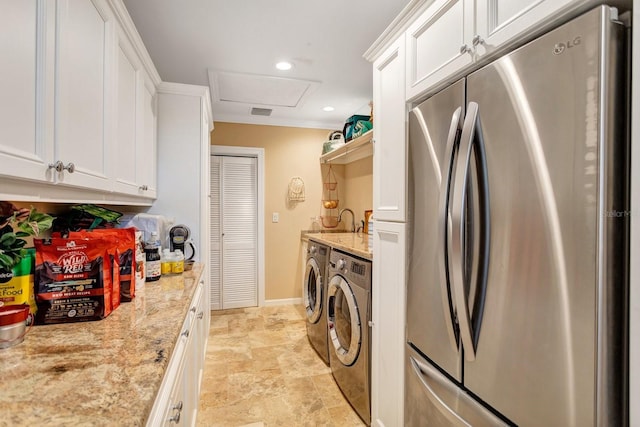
[323,106,335,112]
[276,61,292,71]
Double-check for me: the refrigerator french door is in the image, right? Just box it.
[406,5,628,426]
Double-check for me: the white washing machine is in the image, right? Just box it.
[304,239,330,365]
[327,248,372,425]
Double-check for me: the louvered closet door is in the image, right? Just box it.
[210,155,258,309]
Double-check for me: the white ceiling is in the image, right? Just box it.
[122,0,410,130]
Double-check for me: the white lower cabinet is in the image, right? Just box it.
[371,221,406,427]
[147,282,208,427]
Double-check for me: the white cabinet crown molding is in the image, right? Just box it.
[157,82,213,131]
[108,0,161,86]
[363,0,432,62]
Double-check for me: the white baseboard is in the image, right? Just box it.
[263,297,302,306]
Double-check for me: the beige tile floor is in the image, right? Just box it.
[196,304,367,427]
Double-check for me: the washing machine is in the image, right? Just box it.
[304,239,330,365]
[327,248,372,425]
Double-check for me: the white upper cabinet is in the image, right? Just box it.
[475,0,578,57]
[0,1,54,183]
[0,0,160,204]
[113,24,140,195]
[113,24,157,199]
[55,0,114,191]
[137,74,158,199]
[373,37,406,222]
[405,0,474,101]
[406,0,592,101]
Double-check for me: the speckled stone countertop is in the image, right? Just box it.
[303,232,372,260]
[0,264,204,427]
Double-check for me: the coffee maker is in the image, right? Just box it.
[169,225,196,260]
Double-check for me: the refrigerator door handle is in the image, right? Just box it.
[437,106,463,352]
[409,355,473,427]
[451,102,491,362]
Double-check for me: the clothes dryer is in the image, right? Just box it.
[304,239,330,365]
[327,249,372,425]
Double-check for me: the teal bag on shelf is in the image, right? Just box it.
[351,120,373,139]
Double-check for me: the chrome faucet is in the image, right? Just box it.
[338,208,356,232]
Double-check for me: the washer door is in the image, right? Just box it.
[327,275,361,366]
[304,257,323,323]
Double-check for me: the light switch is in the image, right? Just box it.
[272,212,279,223]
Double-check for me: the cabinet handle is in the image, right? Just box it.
[48,161,64,172]
[459,44,472,55]
[168,412,181,424]
[197,311,204,319]
[48,161,75,173]
[172,401,183,411]
[472,35,485,47]
[139,184,148,191]
[182,329,190,338]
[190,306,196,313]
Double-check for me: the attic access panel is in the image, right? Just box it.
[209,69,319,108]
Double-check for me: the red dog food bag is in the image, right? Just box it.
[63,231,122,310]
[64,228,135,303]
[34,237,115,324]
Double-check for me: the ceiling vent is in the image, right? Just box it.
[251,107,273,116]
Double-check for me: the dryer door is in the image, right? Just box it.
[304,257,323,323]
[327,275,361,366]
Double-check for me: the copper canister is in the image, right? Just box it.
[363,210,373,234]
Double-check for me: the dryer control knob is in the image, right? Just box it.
[337,259,347,270]
[310,245,317,254]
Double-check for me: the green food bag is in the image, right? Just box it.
[0,248,37,316]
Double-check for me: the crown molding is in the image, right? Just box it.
[363,0,432,62]
[108,0,162,86]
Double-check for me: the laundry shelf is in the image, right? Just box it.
[320,130,373,164]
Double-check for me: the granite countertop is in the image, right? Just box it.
[0,264,204,427]
[303,232,372,260]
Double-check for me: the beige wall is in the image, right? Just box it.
[210,122,373,301]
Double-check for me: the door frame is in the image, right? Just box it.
[210,145,265,307]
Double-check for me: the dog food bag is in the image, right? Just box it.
[33,237,115,324]
[65,228,135,303]
[0,248,37,316]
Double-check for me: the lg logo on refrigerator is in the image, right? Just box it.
[553,36,582,55]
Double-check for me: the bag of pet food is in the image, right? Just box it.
[33,237,116,324]
[0,248,37,316]
[64,228,135,303]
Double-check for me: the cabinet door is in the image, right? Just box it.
[184,283,204,425]
[0,1,54,182]
[405,0,474,101]
[162,351,187,427]
[55,0,113,191]
[475,0,577,56]
[137,73,157,198]
[373,38,406,222]
[371,220,406,427]
[113,25,142,195]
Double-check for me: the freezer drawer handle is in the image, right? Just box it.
[451,101,491,362]
[409,356,472,427]
[437,106,463,352]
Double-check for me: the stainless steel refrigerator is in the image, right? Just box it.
[406,5,629,426]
